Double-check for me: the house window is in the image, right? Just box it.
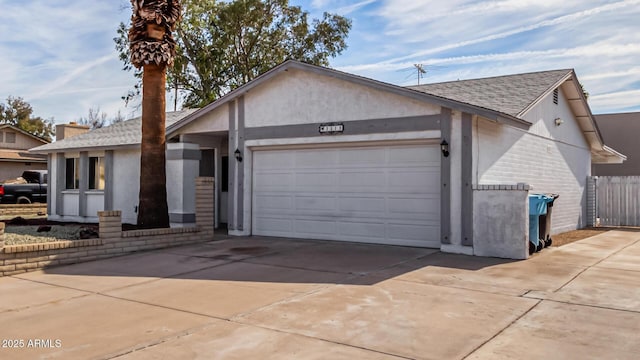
[65,158,80,189]
[553,88,559,105]
[89,157,105,190]
[5,132,16,143]
[0,131,3,142]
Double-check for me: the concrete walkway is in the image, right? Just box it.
[1,230,639,359]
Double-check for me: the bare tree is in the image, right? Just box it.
[78,107,108,129]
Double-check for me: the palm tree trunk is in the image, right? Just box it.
[137,63,170,229]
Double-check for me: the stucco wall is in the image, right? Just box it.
[473,185,530,259]
[244,68,441,128]
[474,89,591,234]
[176,105,229,134]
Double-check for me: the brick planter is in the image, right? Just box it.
[0,177,215,277]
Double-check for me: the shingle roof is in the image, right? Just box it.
[31,109,198,153]
[0,149,47,162]
[408,69,573,117]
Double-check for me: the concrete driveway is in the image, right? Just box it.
[1,230,639,360]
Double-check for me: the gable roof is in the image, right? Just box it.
[166,60,532,137]
[410,68,624,163]
[30,60,623,163]
[408,69,573,117]
[0,124,50,145]
[30,109,198,154]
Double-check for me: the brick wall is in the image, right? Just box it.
[0,177,215,277]
[476,118,590,234]
[0,203,47,216]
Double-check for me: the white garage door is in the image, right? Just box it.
[252,143,441,247]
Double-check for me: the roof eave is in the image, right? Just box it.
[592,145,627,164]
[29,143,140,154]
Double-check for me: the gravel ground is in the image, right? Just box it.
[3,225,87,245]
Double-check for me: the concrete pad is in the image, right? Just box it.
[527,232,639,267]
[467,301,640,360]
[170,261,351,293]
[0,294,214,360]
[0,277,89,313]
[527,266,640,311]
[14,252,229,293]
[247,241,437,274]
[105,274,303,319]
[353,252,585,296]
[237,281,537,360]
[596,240,640,272]
[160,237,318,261]
[117,319,402,360]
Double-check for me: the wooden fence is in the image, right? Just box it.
[593,176,640,227]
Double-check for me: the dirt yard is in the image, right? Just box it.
[551,227,611,247]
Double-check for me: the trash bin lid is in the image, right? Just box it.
[529,194,553,215]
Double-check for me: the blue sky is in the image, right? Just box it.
[1,0,639,124]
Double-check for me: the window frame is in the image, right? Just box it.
[65,157,80,190]
[88,156,105,190]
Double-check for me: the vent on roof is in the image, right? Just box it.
[553,88,559,105]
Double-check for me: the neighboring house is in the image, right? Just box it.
[0,124,49,182]
[592,112,640,176]
[31,60,623,257]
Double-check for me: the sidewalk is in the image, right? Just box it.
[1,231,639,359]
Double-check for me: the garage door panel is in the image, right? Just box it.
[254,194,293,211]
[252,144,440,248]
[387,223,440,243]
[295,196,337,211]
[254,151,295,169]
[339,197,386,213]
[254,173,295,191]
[295,172,337,189]
[294,219,337,236]
[388,170,439,190]
[338,171,387,189]
[294,150,339,169]
[339,148,387,165]
[388,145,441,163]
[338,221,387,238]
[253,217,293,233]
[387,197,440,219]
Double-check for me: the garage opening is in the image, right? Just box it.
[251,143,440,248]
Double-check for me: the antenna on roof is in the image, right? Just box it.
[414,64,427,85]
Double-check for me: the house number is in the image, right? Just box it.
[319,123,344,134]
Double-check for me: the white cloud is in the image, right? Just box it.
[0,1,133,122]
[335,0,377,15]
[590,90,640,112]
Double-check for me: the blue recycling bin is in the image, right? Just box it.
[529,194,554,252]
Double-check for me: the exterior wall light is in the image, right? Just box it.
[234,148,243,162]
[554,117,564,126]
[440,140,450,157]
